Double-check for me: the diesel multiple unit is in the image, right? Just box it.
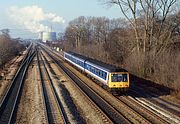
[64,52,130,92]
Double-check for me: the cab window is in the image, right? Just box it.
[111,74,128,82]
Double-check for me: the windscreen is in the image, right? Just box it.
[111,74,128,82]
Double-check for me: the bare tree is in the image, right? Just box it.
[0,31,25,68]
[62,10,180,89]
[102,0,177,52]
[102,0,178,76]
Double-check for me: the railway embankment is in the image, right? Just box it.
[0,50,28,102]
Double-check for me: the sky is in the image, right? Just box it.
[0,0,123,39]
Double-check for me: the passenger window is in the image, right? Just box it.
[97,70,100,76]
[100,71,102,77]
[95,69,98,75]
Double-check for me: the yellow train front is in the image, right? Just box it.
[108,72,130,92]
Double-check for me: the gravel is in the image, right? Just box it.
[15,56,47,124]
[0,51,26,102]
[42,51,111,124]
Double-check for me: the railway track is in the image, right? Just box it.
[118,95,171,124]
[131,84,180,117]
[41,45,148,124]
[128,89,180,124]
[41,49,113,124]
[40,44,180,124]
[0,46,35,124]
[37,49,68,124]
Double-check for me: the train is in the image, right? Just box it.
[64,52,130,92]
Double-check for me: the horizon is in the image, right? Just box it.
[0,0,124,39]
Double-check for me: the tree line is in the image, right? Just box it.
[59,0,180,90]
[0,29,26,69]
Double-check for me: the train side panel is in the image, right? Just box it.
[64,52,85,71]
[84,62,109,85]
[64,52,73,63]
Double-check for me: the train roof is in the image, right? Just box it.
[86,58,127,72]
[65,51,127,72]
[65,51,88,60]
[65,52,85,61]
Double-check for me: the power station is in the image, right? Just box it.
[40,32,57,42]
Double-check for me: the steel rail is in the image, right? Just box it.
[128,89,180,124]
[0,45,32,107]
[41,49,113,124]
[41,50,114,124]
[40,43,180,124]
[0,49,36,124]
[118,95,169,124]
[36,49,49,124]
[41,46,131,124]
[37,50,68,124]
[131,84,180,117]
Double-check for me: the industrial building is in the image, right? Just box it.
[40,32,57,42]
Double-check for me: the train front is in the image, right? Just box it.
[108,72,130,92]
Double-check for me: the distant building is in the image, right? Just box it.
[40,32,57,42]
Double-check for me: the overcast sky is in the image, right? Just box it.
[0,0,123,38]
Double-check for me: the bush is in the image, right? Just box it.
[0,35,25,68]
